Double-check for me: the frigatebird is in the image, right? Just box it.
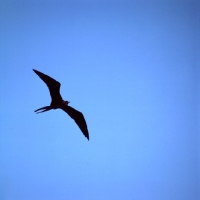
[33,69,89,140]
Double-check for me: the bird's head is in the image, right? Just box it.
[63,100,70,106]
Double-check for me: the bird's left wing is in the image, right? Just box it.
[33,69,63,102]
[61,105,89,140]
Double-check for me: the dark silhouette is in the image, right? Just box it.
[33,69,89,140]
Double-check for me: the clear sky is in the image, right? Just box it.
[0,0,199,200]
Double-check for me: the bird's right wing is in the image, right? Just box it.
[33,69,63,102]
[61,105,89,140]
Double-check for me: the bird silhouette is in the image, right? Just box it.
[33,69,89,140]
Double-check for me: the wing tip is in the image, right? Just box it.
[83,132,89,140]
[33,69,39,74]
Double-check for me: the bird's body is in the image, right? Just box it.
[33,69,89,140]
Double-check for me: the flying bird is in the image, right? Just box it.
[33,69,89,140]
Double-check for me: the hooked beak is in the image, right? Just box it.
[64,101,70,106]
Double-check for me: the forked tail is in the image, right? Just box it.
[34,106,52,114]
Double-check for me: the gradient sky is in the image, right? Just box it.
[0,0,199,200]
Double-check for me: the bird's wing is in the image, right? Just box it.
[33,69,63,102]
[61,105,89,140]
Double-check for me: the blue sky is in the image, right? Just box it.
[0,0,199,199]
